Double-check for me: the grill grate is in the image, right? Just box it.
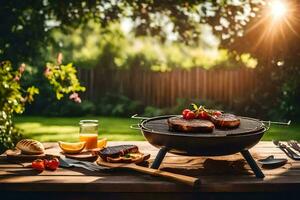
[141,116,265,137]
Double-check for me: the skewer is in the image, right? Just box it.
[260,120,291,126]
[132,114,292,126]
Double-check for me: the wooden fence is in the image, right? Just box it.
[78,68,258,108]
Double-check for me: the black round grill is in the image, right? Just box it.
[137,115,268,178]
[141,115,265,137]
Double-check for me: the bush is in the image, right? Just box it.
[26,93,144,117]
[39,99,95,117]
[0,111,23,154]
[95,93,144,117]
[0,61,37,153]
[0,57,85,152]
[143,106,164,117]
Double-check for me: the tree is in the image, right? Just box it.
[224,0,300,120]
[0,0,262,65]
[1,0,298,120]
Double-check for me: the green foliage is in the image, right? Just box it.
[30,93,144,117]
[45,62,85,100]
[246,64,300,121]
[51,21,128,69]
[0,61,39,114]
[49,21,255,71]
[143,106,164,117]
[0,58,85,152]
[40,100,95,117]
[95,93,144,117]
[1,0,298,122]
[0,0,262,65]
[0,111,24,154]
[0,61,38,153]
[225,1,300,121]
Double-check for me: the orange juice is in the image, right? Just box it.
[79,120,99,149]
[79,134,98,149]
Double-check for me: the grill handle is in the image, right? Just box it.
[131,114,150,121]
[262,121,271,131]
[130,124,141,130]
[260,120,291,126]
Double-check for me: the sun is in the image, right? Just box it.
[270,0,288,19]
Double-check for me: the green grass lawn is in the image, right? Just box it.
[15,116,300,142]
[15,116,143,142]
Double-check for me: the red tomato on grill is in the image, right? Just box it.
[182,109,191,119]
[185,111,196,120]
[198,111,209,119]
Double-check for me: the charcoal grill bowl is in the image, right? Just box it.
[139,115,267,156]
[142,128,265,156]
[135,115,268,178]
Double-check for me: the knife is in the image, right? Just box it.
[63,157,109,171]
[59,157,107,171]
[59,157,93,171]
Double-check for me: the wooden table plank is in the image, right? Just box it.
[1,141,300,193]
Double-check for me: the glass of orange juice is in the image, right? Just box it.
[79,120,98,150]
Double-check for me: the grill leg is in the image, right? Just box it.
[241,150,265,178]
[151,147,168,169]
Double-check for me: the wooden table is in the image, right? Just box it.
[1,141,300,200]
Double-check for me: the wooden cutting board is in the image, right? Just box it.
[63,151,98,162]
[5,144,59,162]
[96,156,200,187]
[6,149,48,162]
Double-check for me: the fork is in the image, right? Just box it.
[288,140,300,153]
[273,140,300,160]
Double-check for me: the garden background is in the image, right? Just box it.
[1,1,299,152]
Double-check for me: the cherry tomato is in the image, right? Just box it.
[182,109,191,119]
[185,111,196,120]
[198,111,209,119]
[43,159,48,166]
[32,159,45,171]
[46,158,59,171]
[213,111,222,117]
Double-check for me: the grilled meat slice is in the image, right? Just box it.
[210,113,240,129]
[168,116,214,133]
[98,145,138,161]
[106,152,148,163]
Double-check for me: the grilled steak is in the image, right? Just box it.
[98,145,138,161]
[210,113,240,129]
[168,116,214,133]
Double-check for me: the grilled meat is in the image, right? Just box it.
[106,152,148,163]
[168,116,214,133]
[210,113,240,129]
[98,145,138,161]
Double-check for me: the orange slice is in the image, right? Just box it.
[58,141,86,154]
[97,138,107,149]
